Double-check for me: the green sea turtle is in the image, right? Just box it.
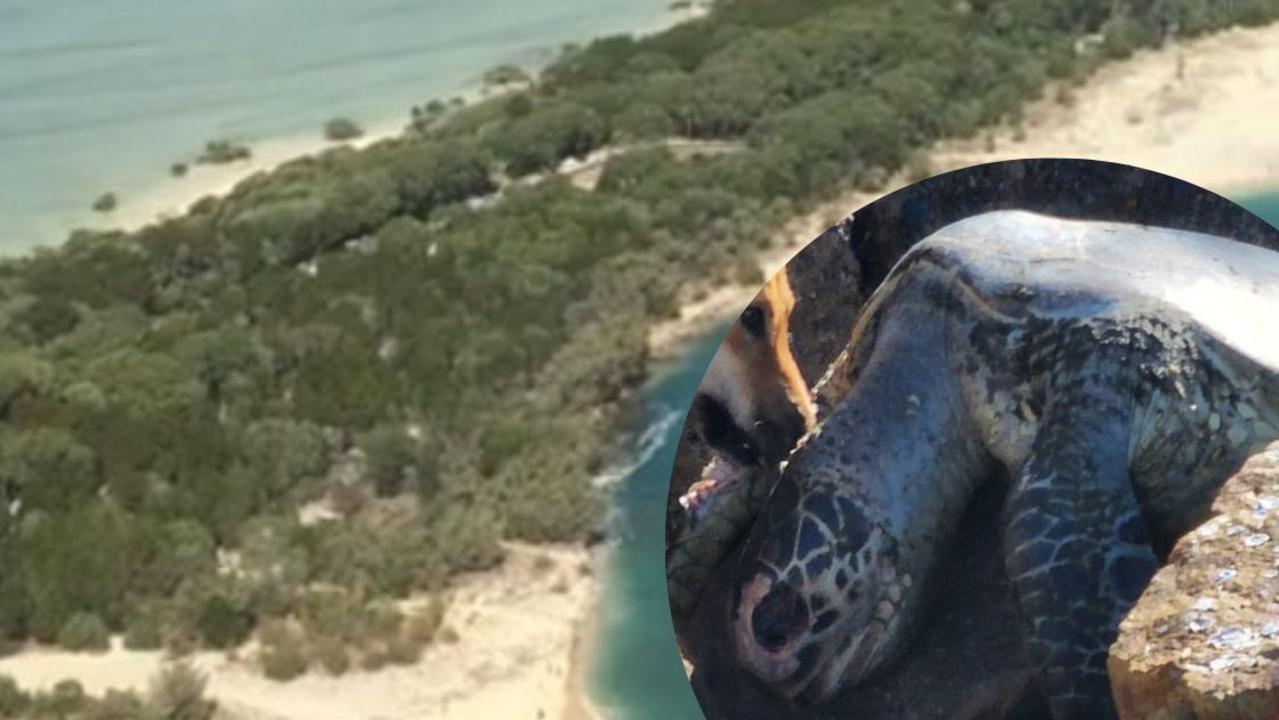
[729,210,1279,719]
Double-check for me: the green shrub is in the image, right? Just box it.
[92,192,118,212]
[0,674,30,716]
[197,140,251,164]
[259,634,308,681]
[163,628,199,659]
[386,635,422,665]
[404,598,445,645]
[123,612,164,650]
[363,600,403,644]
[324,118,364,142]
[145,661,216,720]
[358,646,388,672]
[360,425,419,497]
[87,689,145,720]
[195,593,253,649]
[297,587,364,644]
[482,63,530,87]
[32,679,87,716]
[311,637,350,676]
[57,611,111,652]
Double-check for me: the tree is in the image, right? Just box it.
[359,425,440,498]
[238,418,329,499]
[145,661,217,720]
[13,295,79,343]
[19,501,137,640]
[323,117,364,142]
[195,593,254,649]
[92,192,118,212]
[57,611,111,651]
[0,429,97,512]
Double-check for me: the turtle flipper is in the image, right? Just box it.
[1002,409,1158,720]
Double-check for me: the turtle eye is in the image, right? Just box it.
[740,304,766,338]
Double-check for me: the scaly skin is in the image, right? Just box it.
[667,455,777,629]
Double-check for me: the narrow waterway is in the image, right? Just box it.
[588,328,727,720]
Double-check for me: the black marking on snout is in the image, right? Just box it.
[750,581,810,652]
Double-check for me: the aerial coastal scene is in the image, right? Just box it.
[2,1,1279,719]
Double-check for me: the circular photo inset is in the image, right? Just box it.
[665,159,1279,720]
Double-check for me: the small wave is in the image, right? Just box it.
[592,405,683,489]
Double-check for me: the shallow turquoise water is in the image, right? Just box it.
[589,329,727,720]
[0,0,672,254]
[595,190,1279,720]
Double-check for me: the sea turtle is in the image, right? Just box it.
[729,210,1279,719]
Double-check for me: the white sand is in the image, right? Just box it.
[931,23,1279,194]
[108,117,408,235]
[107,3,712,240]
[0,543,601,720]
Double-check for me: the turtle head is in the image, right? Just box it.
[730,462,914,702]
[694,272,816,468]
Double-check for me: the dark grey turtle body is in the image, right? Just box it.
[731,210,1279,719]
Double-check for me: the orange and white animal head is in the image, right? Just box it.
[693,270,817,468]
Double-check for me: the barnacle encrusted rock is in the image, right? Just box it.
[1110,442,1279,720]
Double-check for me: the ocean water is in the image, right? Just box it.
[596,190,1279,719]
[0,0,673,254]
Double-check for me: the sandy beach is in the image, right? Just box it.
[108,116,409,235]
[0,543,601,720]
[104,2,711,241]
[932,23,1279,195]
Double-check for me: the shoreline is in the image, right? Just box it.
[562,559,607,720]
[104,115,411,237]
[65,3,710,251]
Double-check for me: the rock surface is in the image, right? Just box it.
[1110,442,1279,720]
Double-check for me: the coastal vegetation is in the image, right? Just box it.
[0,662,215,720]
[323,118,364,142]
[196,140,251,164]
[90,193,117,213]
[482,63,531,88]
[2,0,1278,681]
